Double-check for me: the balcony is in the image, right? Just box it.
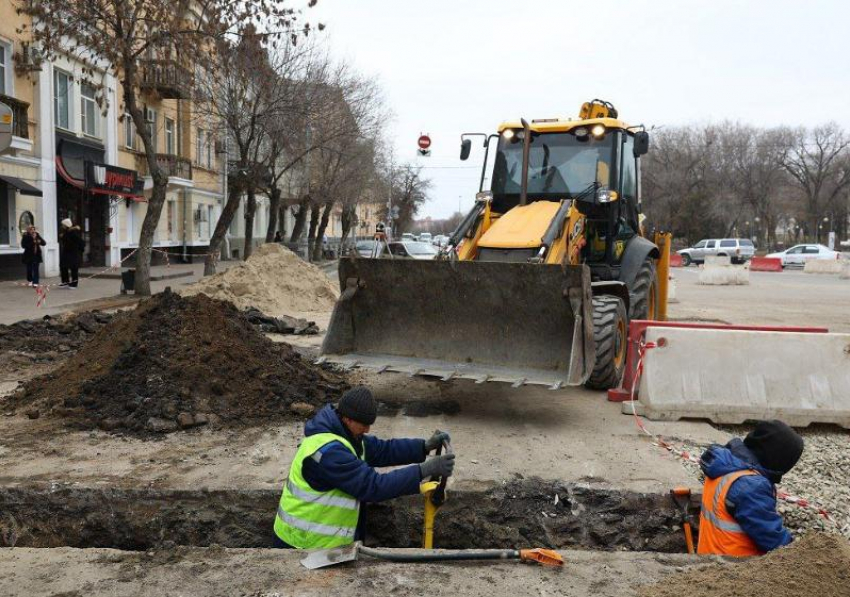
[139,59,192,100]
[0,93,30,139]
[139,153,193,181]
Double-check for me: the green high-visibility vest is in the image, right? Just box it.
[273,432,365,549]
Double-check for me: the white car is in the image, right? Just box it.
[766,244,841,267]
[386,241,439,260]
[419,232,433,243]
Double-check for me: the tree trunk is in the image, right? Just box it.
[265,186,282,243]
[243,187,257,260]
[289,198,309,242]
[122,62,168,296]
[340,204,355,248]
[312,202,333,261]
[205,183,243,276]
[134,180,168,295]
[306,203,320,260]
[279,204,288,240]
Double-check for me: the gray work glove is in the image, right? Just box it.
[424,430,451,452]
[419,453,456,480]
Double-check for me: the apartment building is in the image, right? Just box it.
[0,7,224,280]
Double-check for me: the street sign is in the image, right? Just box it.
[0,102,13,154]
[418,134,431,150]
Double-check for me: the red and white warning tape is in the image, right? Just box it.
[15,247,224,308]
[628,338,830,520]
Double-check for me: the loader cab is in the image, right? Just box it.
[487,121,647,267]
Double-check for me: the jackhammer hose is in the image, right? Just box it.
[359,546,520,563]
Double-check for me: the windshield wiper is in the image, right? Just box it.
[571,181,598,202]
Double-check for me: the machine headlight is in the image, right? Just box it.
[596,187,619,203]
[475,191,493,203]
[591,124,606,138]
[502,129,515,140]
[574,127,589,138]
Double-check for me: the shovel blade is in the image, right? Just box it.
[300,543,359,569]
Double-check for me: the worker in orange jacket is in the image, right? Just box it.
[697,420,804,556]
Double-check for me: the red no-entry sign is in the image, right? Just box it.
[418,134,431,150]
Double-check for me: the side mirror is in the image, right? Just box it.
[633,131,649,157]
[460,139,472,161]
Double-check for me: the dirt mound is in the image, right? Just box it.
[14,290,347,434]
[181,243,339,316]
[639,532,850,597]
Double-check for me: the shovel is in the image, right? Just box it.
[301,541,564,569]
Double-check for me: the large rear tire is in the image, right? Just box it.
[630,258,659,321]
[585,296,628,390]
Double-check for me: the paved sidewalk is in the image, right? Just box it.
[0,262,237,325]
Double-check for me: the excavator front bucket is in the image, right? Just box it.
[319,257,595,389]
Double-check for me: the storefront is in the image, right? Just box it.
[55,135,143,267]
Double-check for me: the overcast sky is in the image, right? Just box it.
[312,0,850,220]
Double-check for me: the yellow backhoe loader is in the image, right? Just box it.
[320,100,669,390]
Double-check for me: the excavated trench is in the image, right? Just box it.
[0,479,697,552]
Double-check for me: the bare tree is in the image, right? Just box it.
[782,123,850,243]
[18,0,311,293]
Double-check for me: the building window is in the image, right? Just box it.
[206,135,213,169]
[80,84,99,138]
[167,200,175,240]
[145,108,157,152]
[165,118,175,155]
[196,128,205,166]
[0,44,10,96]
[54,70,72,130]
[124,113,136,149]
[0,187,9,245]
[207,205,214,239]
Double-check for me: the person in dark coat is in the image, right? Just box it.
[272,387,454,549]
[21,226,46,286]
[697,420,804,556]
[59,218,85,289]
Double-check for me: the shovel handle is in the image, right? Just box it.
[359,546,520,563]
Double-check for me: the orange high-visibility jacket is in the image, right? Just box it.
[697,470,765,556]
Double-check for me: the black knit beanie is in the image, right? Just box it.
[744,420,804,476]
[336,386,377,425]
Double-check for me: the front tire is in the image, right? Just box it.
[629,258,659,321]
[681,254,692,267]
[585,296,628,390]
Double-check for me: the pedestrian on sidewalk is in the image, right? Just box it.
[697,419,804,556]
[59,218,85,289]
[21,225,46,286]
[273,386,453,549]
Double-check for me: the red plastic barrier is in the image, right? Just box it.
[669,253,683,267]
[606,320,829,402]
[749,257,783,272]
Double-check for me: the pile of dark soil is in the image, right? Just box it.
[0,312,113,365]
[639,532,850,597]
[14,290,347,434]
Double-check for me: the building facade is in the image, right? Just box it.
[0,7,224,280]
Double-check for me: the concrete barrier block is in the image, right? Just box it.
[841,265,850,280]
[698,265,750,285]
[669,253,683,267]
[667,275,678,303]
[804,259,846,274]
[637,327,850,429]
[704,255,731,266]
[749,257,783,272]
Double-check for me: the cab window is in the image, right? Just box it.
[786,246,804,254]
[705,240,716,249]
[803,246,820,254]
[621,136,637,200]
[693,240,707,249]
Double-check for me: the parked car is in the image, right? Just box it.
[432,234,449,247]
[355,239,378,258]
[677,238,755,266]
[766,244,841,267]
[419,232,433,243]
[385,241,438,260]
[401,233,416,242]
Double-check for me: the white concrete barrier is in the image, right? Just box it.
[635,327,850,428]
[667,275,678,303]
[698,264,749,285]
[804,259,846,274]
[704,255,731,266]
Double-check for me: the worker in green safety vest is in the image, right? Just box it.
[273,386,454,549]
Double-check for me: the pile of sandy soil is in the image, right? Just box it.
[14,290,347,435]
[639,532,850,597]
[181,243,339,316]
